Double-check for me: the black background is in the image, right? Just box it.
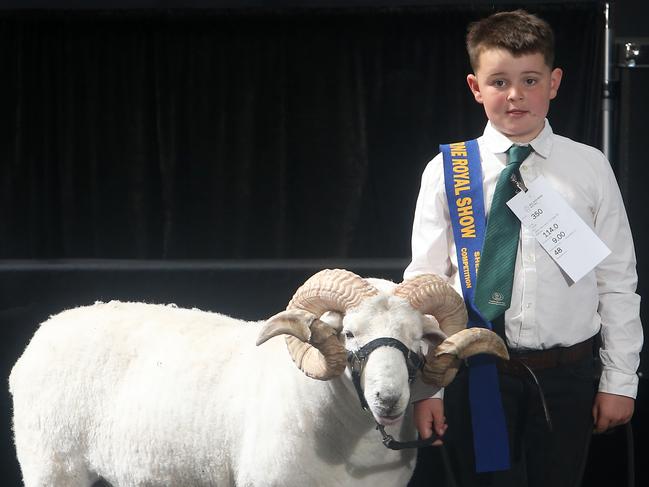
[1,1,648,486]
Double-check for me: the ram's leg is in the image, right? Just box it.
[17,448,95,487]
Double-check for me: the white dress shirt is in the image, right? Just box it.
[405,120,643,398]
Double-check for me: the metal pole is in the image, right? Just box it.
[602,2,614,162]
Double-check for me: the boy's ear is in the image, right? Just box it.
[549,67,563,100]
[466,74,483,104]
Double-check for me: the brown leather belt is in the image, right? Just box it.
[497,337,594,376]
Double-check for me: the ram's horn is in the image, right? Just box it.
[419,328,509,386]
[393,274,467,337]
[284,269,379,380]
[257,309,316,345]
[288,268,379,316]
[257,308,348,380]
[394,273,492,387]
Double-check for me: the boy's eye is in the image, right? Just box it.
[525,78,538,86]
[492,79,506,88]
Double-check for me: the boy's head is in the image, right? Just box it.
[465,10,562,143]
[466,9,555,71]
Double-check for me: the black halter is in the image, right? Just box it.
[346,337,438,450]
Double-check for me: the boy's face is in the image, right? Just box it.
[466,49,562,143]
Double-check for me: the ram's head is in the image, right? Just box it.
[257,269,507,425]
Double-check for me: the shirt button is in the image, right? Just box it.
[526,303,532,309]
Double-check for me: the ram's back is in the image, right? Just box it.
[10,301,260,397]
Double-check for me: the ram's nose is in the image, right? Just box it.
[375,391,400,410]
[371,391,405,423]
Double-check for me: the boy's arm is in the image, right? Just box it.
[404,154,455,282]
[405,154,455,438]
[593,153,643,400]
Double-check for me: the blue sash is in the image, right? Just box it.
[441,140,510,473]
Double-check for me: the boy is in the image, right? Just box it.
[404,10,642,487]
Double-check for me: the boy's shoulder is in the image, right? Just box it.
[550,133,612,174]
[551,132,605,158]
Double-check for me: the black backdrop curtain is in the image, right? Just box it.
[0,3,603,259]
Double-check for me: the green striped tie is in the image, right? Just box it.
[474,144,532,321]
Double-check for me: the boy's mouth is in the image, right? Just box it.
[507,109,528,116]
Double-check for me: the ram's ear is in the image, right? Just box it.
[421,315,447,350]
[318,311,343,332]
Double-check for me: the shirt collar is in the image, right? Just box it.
[482,119,553,159]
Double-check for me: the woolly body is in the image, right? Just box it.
[10,298,421,487]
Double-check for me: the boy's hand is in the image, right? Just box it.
[592,392,635,433]
[413,398,447,445]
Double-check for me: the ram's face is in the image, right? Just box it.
[342,295,424,352]
[340,294,442,425]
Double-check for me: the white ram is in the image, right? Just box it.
[9,269,507,487]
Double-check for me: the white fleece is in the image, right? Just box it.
[9,300,421,487]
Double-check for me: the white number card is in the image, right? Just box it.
[507,175,610,283]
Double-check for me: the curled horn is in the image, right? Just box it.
[270,269,378,380]
[393,274,467,337]
[394,274,508,386]
[425,327,509,385]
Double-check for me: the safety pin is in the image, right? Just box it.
[510,169,528,193]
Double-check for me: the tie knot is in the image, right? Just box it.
[506,144,532,166]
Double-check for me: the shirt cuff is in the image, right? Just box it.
[410,378,444,403]
[598,367,639,399]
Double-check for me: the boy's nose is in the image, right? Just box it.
[507,87,524,101]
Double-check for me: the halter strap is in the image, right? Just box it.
[346,337,435,450]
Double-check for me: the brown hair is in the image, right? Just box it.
[466,9,555,71]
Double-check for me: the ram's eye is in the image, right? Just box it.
[344,331,355,339]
